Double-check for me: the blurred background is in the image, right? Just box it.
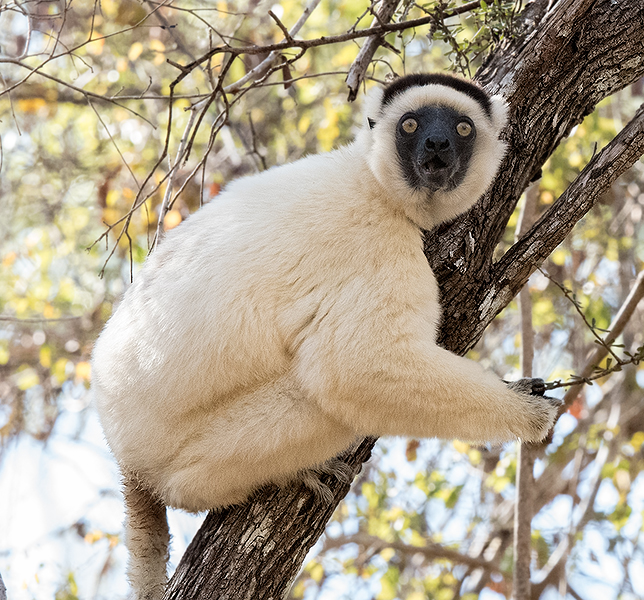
[0,0,643,598]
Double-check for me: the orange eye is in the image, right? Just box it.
[402,118,418,133]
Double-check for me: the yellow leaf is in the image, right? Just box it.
[164,210,182,230]
[409,530,426,547]
[317,98,340,151]
[378,575,397,600]
[17,368,39,390]
[76,361,92,381]
[606,238,618,262]
[309,563,324,583]
[86,37,105,55]
[452,440,469,454]
[17,98,47,114]
[149,39,165,52]
[380,547,395,561]
[492,475,510,493]
[53,358,69,384]
[40,346,52,368]
[541,190,554,205]
[550,247,567,266]
[2,251,17,267]
[84,529,104,544]
[298,114,311,135]
[630,432,644,450]
[128,42,143,61]
[0,346,9,366]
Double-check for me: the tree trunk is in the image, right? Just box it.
[166,0,644,597]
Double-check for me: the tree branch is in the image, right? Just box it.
[491,102,644,324]
[164,438,377,600]
[513,183,540,600]
[223,0,322,94]
[323,532,507,575]
[429,0,644,354]
[168,0,486,88]
[560,269,644,405]
[345,0,401,101]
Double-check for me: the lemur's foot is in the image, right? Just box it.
[299,458,354,503]
[506,378,563,443]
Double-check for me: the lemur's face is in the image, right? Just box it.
[363,72,509,229]
[394,106,477,193]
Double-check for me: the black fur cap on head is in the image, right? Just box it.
[381,73,492,118]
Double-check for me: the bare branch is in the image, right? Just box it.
[532,404,620,595]
[87,97,141,190]
[152,104,199,250]
[513,182,540,600]
[0,315,81,323]
[0,58,155,124]
[223,0,323,95]
[560,269,644,404]
[490,102,644,318]
[268,10,293,42]
[323,533,507,575]
[346,0,401,101]
[169,0,487,91]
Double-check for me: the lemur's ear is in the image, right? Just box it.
[362,86,385,131]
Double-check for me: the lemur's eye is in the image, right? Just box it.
[401,118,418,133]
[456,121,472,137]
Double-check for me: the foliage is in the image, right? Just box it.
[0,1,643,599]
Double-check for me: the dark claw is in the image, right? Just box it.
[530,378,546,396]
[506,377,546,396]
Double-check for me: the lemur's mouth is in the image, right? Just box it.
[415,153,457,192]
[422,155,449,171]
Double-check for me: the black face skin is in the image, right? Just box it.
[395,106,476,193]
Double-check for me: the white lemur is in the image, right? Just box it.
[92,73,560,599]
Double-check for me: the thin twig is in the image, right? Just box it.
[268,10,293,42]
[561,269,644,404]
[223,0,323,94]
[346,0,402,101]
[151,104,199,250]
[87,97,141,190]
[323,533,507,575]
[539,270,623,364]
[0,315,82,323]
[169,0,486,90]
[512,182,539,600]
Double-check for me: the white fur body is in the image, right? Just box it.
[92,77,559,598]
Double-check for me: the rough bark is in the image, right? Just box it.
[165,438,376,599]
[166,0,644,598]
